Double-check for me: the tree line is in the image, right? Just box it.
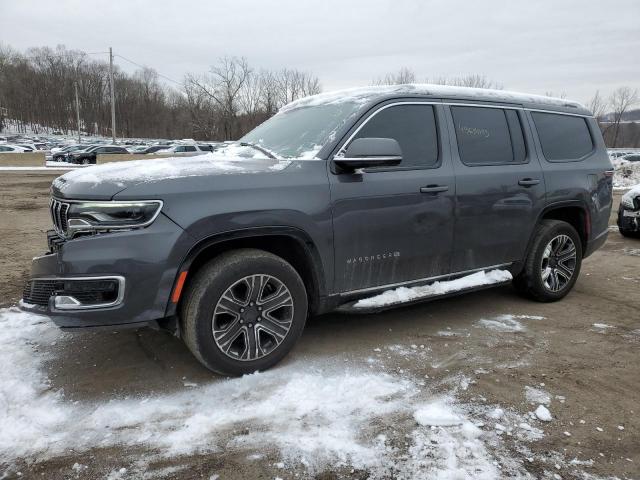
[0,45,320,141]
[0,48,638,147]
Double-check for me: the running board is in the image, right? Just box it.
[335,280,512,315]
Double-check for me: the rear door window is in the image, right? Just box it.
[352,104,439,168]
[531,112,593,161]
[451,106,526,165]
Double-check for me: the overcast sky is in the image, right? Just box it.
[2,0,639,103]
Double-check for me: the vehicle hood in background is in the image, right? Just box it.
[51,154,293,200]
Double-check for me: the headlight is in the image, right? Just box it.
[67,201,163,234]
[621,191,639,210]
[621,196,634,209]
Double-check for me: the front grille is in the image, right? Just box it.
[23,279,61,306]
[49,198,70,237]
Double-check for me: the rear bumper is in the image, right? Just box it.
[19,213,192,329]
[583,227,608,258]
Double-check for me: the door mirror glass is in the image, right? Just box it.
[334,137,402,171]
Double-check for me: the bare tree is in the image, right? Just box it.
[432,74,502,89]
[276,68,321,106]
[0,44,321,140]
[609,86,639,147]
[587,90,607,118]
[374,67,416,85]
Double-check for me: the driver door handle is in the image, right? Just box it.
[420,185,449,194]
[518,178,540,187]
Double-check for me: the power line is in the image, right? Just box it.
[114,54,182,85]
[22,49,182,86]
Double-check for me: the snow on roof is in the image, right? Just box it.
[280,84,585,113]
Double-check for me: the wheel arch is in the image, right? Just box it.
[534,201,590,256]
[165,226,327,320]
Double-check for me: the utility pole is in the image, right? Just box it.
[109,47,116,143]
[74,81,81,144]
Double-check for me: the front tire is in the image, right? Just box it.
[513,220,582,302]
[181,249,308,375]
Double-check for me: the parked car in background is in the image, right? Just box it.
[50,145,89,162]
[129,145,150,153]
[154,144,209,155]
[16,144,36,152]
[0,144,29,153]
[609,151,633,158]
[68,145,129,164]
[618,185,640,237]
[133,145,170,154]
[621,153,640,162]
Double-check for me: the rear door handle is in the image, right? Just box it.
[420,185,449,194]
[518,178,540,187]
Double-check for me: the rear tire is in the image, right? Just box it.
[513,220,582,302]
[181,249,308,375]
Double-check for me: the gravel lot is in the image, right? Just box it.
[0,173,638,480]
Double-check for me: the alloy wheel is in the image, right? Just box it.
[540,234,577,292]
[212,274,294,361]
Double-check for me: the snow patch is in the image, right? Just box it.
[592,323,615,330]
[414,401,464,426]
[476,313,545,332]
[525,386,551,405]
[353,269,512,309]
[535,405,553,422]
[0,307,541,478]
[611,158,640,189]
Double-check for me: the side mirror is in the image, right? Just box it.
[333,137,402,171]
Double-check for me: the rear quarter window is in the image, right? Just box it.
[531,112,593,162]
[451,106,526,165]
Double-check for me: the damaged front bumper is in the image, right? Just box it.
[19,213,191,329]
[617,206,640,233]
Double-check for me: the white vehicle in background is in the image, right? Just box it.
[0,144,29,153]
[153,143,209,156]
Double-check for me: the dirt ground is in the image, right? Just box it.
[0,173,638,479]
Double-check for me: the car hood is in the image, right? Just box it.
[51,154,293,200]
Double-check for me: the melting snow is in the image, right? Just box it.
[353,269,512,309]
[535,405,553,422]
[414,401,463,426]
[0,307,543,478]
[476,314,545,333]
[525,386,551,406]
[611,157,640,189]
[592,323,615,329]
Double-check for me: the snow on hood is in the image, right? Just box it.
[52,153,291,196]
[280,84,585,113]
[622,184,640,203]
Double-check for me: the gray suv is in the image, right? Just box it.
[21,85,614,375]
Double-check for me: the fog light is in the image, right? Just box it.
[54,296,82,309]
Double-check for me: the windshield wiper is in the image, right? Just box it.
[239,142,277,159]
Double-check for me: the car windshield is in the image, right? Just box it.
[239,101,363,159]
